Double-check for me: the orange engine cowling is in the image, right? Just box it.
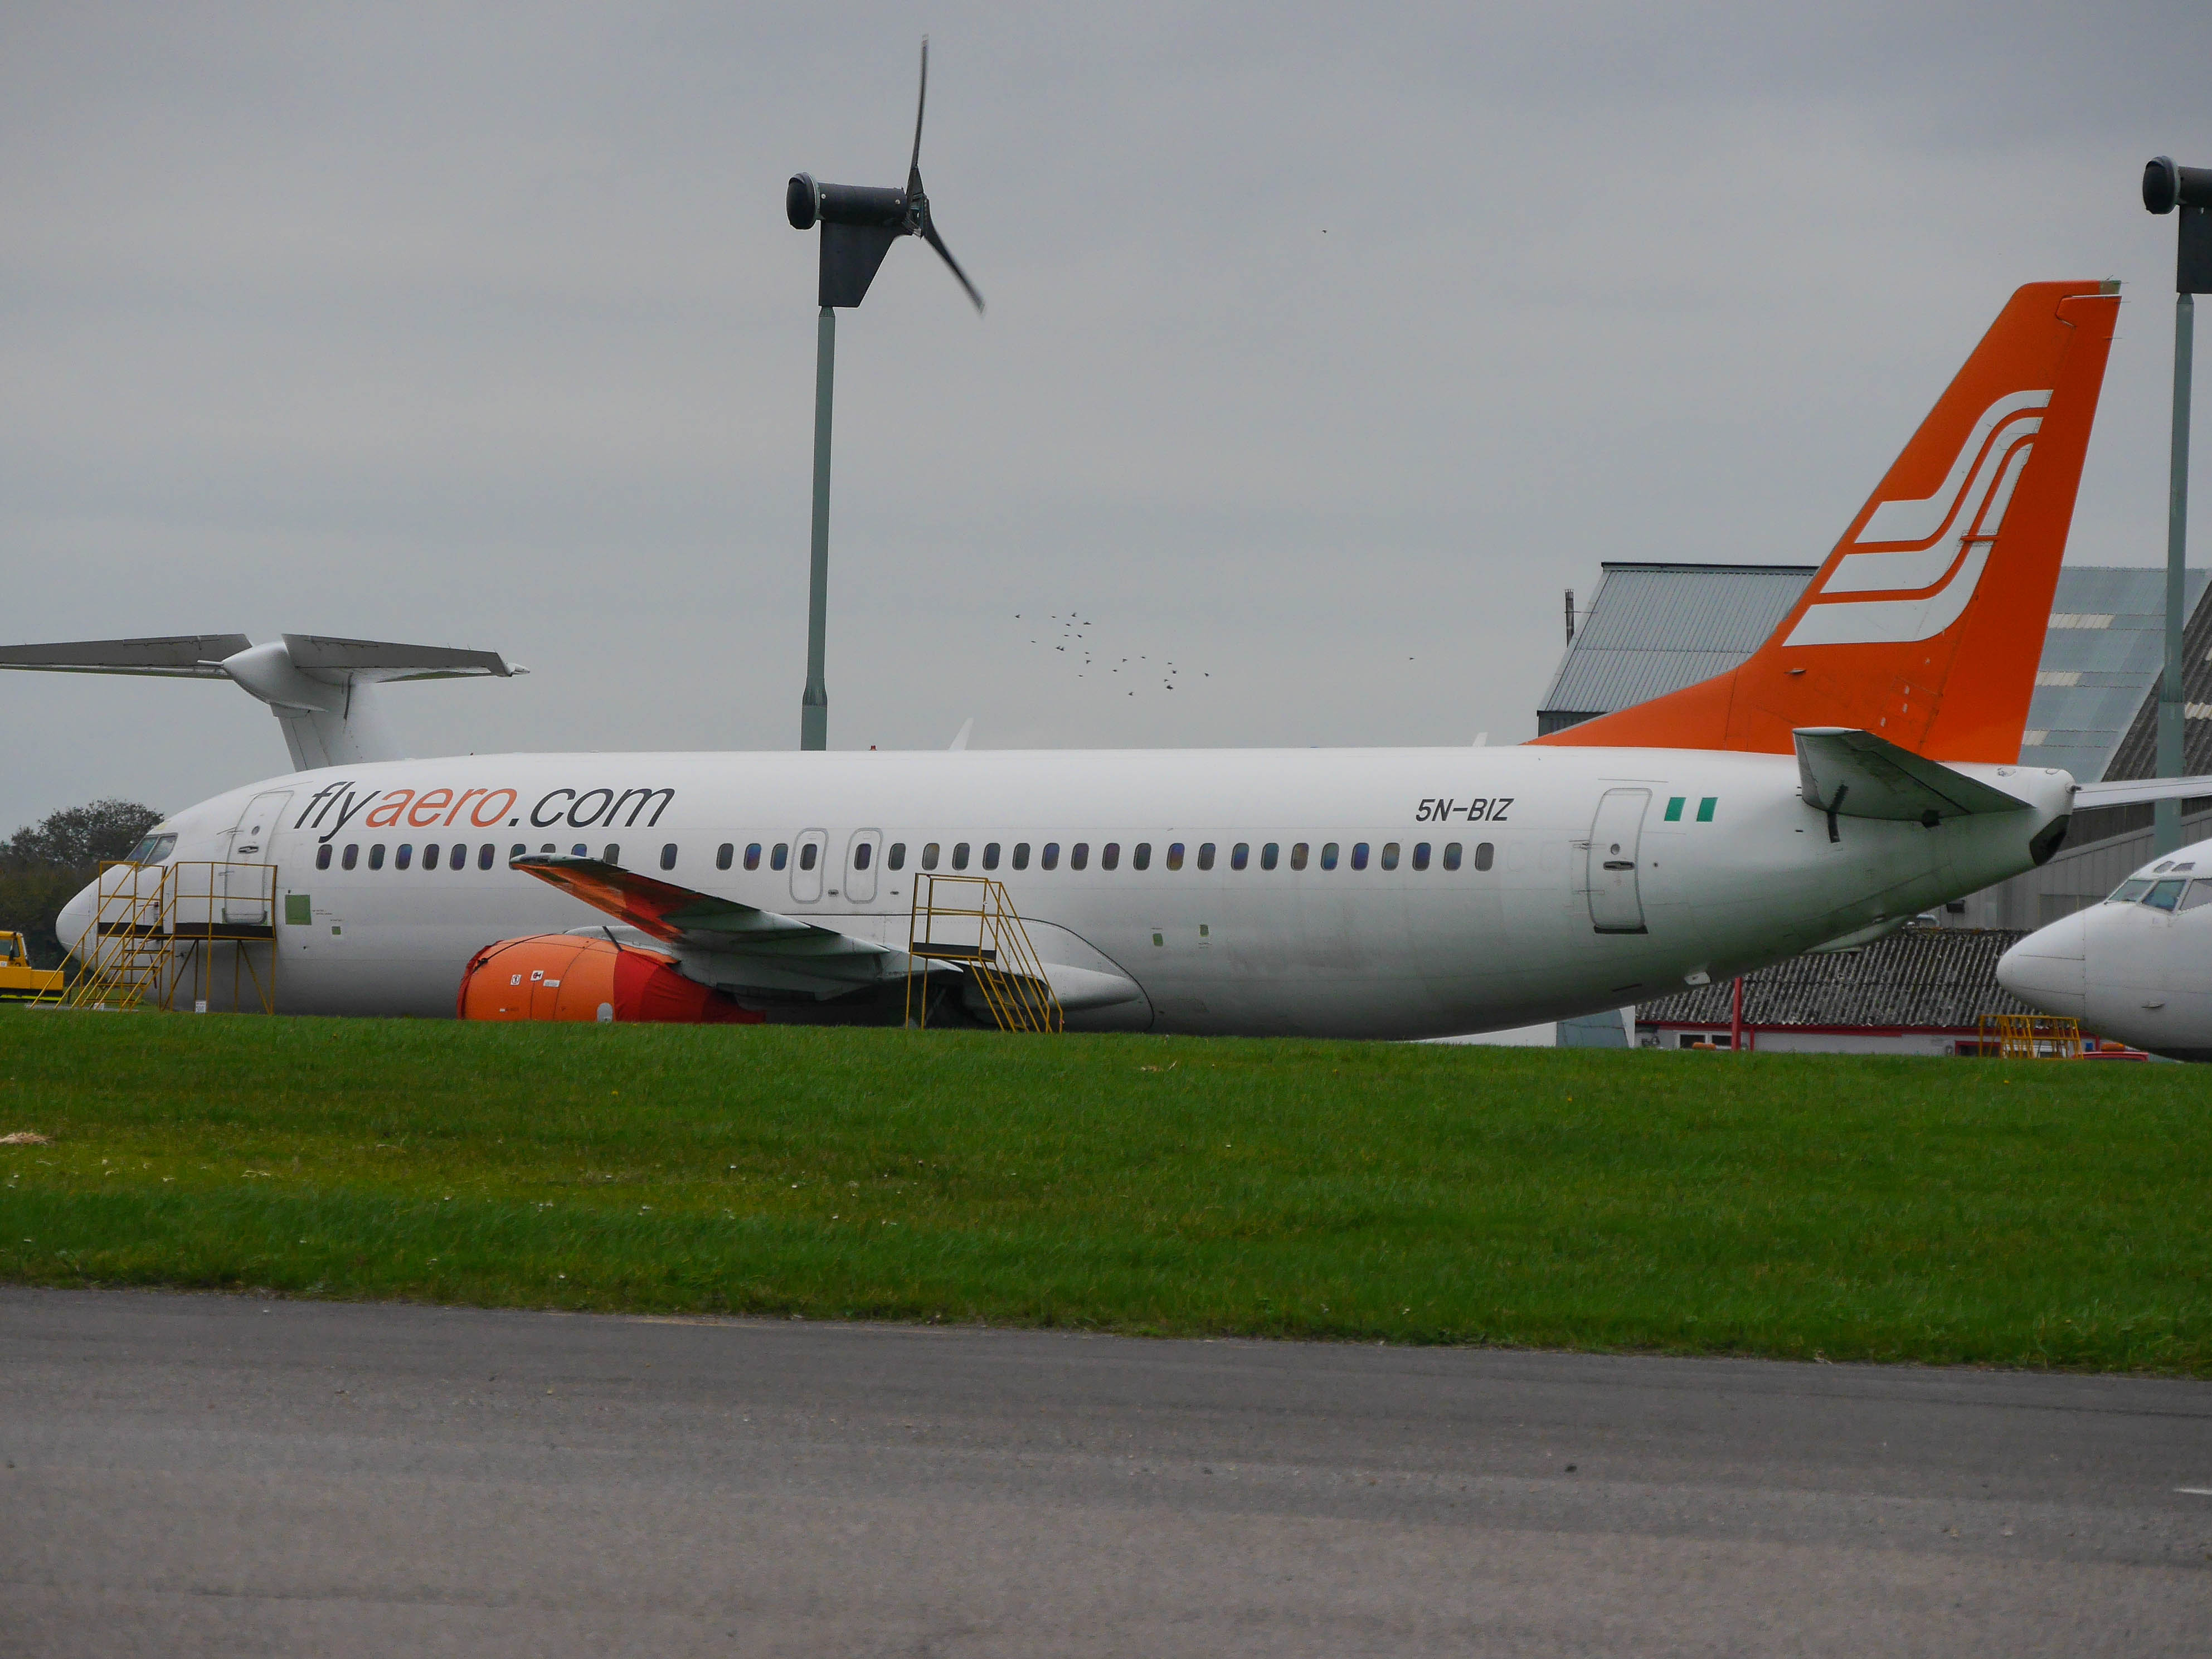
[456,935,763,1024]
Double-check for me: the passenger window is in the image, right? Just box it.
[1289,842,1308,871]
[396,844,413,870]
[2112,878,2153,903]
[772,843,790,872]
[1071,842,1089,870]
[1443,842,1463,872]
[342,844,359,870]
[1411,842,1430,872]
[1012,843,1029,870]
[746,843,762,871]
[1165,843,1184,871]
[2181,880,2212,912]
[1379,842,1398,871]
[888,842,906,870]
[1042,842,1059,870]
[1231,843,1248,872]
[982,842,1000,871]
[952,842,970,870]
[1102,842,1120,870]
[452,843,468,870]
[854,843,873,871]
[1133,843,1151,871]
[369,844,386,870]
[716,843,733,870]
[424,843,441,870]
[1474,841,1494,872]
[2146,879,2186,912]
[572,844,588,857]
[1198,843,1216,871]
[800,843,819,872]
[1262,843,1280,870]
[660,844,678,871]
[478,844,494,870]
[1321,843,1339,871]
[603,844,620,864]
[921,843,940,870]
[316,844,332,870]
[509,844,524,862]
[1350,843,1368,871]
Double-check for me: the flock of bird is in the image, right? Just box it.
[1014,612,1209,696]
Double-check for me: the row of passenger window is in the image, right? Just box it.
[714,838,1498,874]
[312,835,1503,878]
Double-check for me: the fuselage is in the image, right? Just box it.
[1998,835,2212,1060]
[66,745,2075,1039]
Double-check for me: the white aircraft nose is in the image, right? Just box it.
[55,877,100,966]
[1996,909,2088,1017]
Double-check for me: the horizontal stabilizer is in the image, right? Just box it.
[0,634,250,677]
[2071,774,2212,810]
[281,635,524,681]
[1795,727,2029,822]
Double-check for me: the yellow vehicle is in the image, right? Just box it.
[0,932,65,1001]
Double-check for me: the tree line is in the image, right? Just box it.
[1,800,163,967]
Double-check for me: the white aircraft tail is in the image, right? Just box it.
[0,633,527,770]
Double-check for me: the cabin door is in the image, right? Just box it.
[223,789,293,925]
[1585,789,1650,936]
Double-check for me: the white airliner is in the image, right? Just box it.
[1998,834,2212,1060]
[12,280,2187,1038]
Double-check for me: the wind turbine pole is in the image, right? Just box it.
[801,304,836,751]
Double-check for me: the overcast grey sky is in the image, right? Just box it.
[4,1,2209,830]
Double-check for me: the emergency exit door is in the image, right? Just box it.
[1586,789,1650,935]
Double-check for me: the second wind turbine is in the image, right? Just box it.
[785,37,985,751]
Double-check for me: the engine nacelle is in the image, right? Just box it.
[456,935,762,1024]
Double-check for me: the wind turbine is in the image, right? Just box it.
[785,38,984,751]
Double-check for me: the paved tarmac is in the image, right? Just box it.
[3,1288,2210,1657]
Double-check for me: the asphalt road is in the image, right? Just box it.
[3,1288,2210,1657]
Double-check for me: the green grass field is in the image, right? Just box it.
[2,1007,2208,1372]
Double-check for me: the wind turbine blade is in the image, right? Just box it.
[908,37,928,196]
[921,220,984,312]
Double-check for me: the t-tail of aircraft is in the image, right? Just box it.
[1533,280,2122,762]
[0,634,526,770]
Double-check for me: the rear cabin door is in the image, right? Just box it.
[844,829,882,904]
[790,828,828,903]
[223,789,292,926]
[1585,789,1650,935]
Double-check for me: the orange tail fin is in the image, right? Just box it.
[1533,280,2120,761]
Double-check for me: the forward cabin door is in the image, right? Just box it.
[222,789,293,926]
[844,829,882,904]
[790,828,828,903]
[1585,789,1650,935]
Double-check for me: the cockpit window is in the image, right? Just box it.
[2145,879,2186,912]
[125,834,177,864]
[2111,878,2153,903]
[2180,880,2212,913]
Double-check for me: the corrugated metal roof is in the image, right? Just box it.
[2024,567,2210,782]
[1539,563,1815,722]
[2095,567,2212,784]
[1537,562,2208,780]
[1636,926,2035,1030]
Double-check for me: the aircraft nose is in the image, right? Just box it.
[55,877,99,966]
[1996,908,2088,1017]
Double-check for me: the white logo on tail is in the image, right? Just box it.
[1783,389,2050,649]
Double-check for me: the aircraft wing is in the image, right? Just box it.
[511,854,918,998]
[2070,774,2212,810]
[1793,727,2029,821]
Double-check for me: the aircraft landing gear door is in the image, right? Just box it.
[844,830,882,904]
[1586,789,1651,935]
[223,789,293,926]
[790,829,829,903]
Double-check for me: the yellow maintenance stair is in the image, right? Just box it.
[36,859,279,1013]
[903,873,1063,1032]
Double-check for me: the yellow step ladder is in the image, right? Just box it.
[904,873,1063,1032]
